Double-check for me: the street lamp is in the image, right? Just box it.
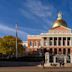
[16,23,18,58]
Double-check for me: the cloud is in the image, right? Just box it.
[20,8,35,19]
[24,0,52,17]
[20,26,47,34]
[0,24,28,41]
[20,0,55,30]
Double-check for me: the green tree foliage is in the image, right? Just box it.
[0,36,24,57]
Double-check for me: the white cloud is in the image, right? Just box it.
[24,0,52,17]
[20,8,35,19]
[20,26,47,34]
[20,0,55,30]
[0,24,28,41]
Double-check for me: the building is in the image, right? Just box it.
[27,12,72,66]
[22,41,28,47]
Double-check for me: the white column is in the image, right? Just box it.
[46,38,48,46]
[71,37,72,46]
[57,37,58,46]
[52,37,54,46]
[39,41,41,48]
[70,37,71,46]
[66,48,67,55]
[47,37,49,46]
[61,37,63,46]
[70,52,72,63]
[66,37,67,46]
[30,41,33,48]
[41,38,44,47]
[45,52,49,64]
[54,56,56,64]
[64,55,67,63]
[36,41,38,48]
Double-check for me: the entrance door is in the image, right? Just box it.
[49,54,53,63]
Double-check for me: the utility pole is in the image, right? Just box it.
[16,23,18,58]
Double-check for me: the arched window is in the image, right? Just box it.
[30,41,32,46]
[34,41,36,46]
[38,41,40,46]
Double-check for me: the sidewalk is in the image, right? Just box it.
[0,67,72,72]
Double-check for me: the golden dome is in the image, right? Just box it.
[53,12,67,28]
[53,19,67,28]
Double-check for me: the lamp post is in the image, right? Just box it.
[16,23,18,58]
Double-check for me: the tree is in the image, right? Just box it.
[0,38,7,54]
[0,35,24,57]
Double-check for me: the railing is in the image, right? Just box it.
[41,33,72,35]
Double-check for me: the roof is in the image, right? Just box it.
[53,19,67,28]
[52,12,68,28]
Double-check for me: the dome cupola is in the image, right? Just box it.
[53,12,67,28]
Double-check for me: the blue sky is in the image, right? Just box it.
[0,0,72,41]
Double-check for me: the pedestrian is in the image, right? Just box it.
[41,60,45,68]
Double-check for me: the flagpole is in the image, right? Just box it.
[16,23,18,58]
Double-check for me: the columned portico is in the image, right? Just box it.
[42,37,71,47]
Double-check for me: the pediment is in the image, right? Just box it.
[48,26,71,33]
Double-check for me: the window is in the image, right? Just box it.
[67,41,69,46]
[49,55,53,63]
[68,48,70,54]
[54,48,57,54]
[50,37,52,40]
[58,37,61,46]
[54,37,57,46]
[49,41,52,46]
[49,37,52,46]
[67,55,70,63]
[44,37,47,40]
[59,48,61,52]
[63,37,66,46]
[30,41,32,46]
[44,41,47,46]
[34,41,36,46]
[67,37,70,46]
[44,37,47,46]
[63,48,66,54]
[68,37,70,40]
[38,41,40,46]
[49,48,52,54]
[56,57,59,63]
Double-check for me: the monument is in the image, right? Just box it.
[44,52,50,67]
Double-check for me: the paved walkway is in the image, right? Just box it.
[0,67,72,72]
